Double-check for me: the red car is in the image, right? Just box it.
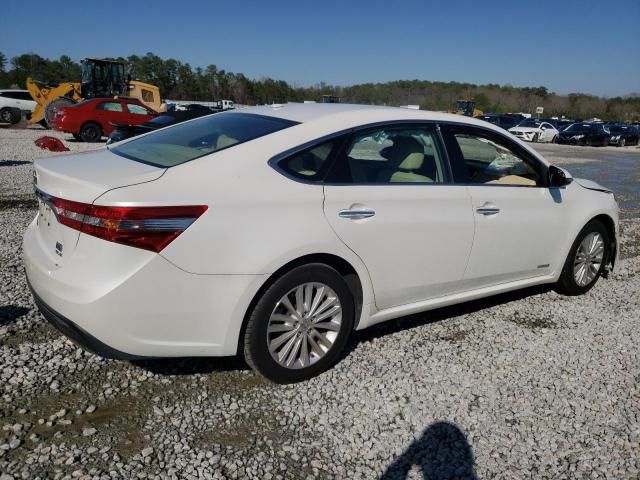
[51,97,157,142]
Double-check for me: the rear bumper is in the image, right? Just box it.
[28,277,144,360]
[23,217,268,358]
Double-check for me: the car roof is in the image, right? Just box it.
[225,103,550,166]
[89,97,143,104]
[230,103,503,128]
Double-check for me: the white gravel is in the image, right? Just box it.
[1,128,639,479]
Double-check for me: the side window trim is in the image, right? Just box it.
[440,123,549,188]
[325,122,454,186]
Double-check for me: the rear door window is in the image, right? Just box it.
[111,112,298,167]
[98,101,123,112]
[327,126,450,184]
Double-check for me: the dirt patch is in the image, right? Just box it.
[506,312,557,329]
[0,321,59,347]
[0,196,37,210]
[437,329,469,343]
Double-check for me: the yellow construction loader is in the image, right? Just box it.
[27,58,163,127]
[450,99,483,117]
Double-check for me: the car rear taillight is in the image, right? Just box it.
[44,193,207,252]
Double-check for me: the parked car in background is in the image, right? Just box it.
[509,119,559,143]
[25,104,619,382]
[556,123,611,146]
[51,97,157,142]
[107,109,213,144]
[0,89,37,124]
[475,114,522,131]
[607,125,639,147]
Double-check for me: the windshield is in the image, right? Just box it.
[111,112,298,167]
[516,119,541,128]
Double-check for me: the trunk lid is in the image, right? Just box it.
[34,148,165,203]
[33,148,165,264]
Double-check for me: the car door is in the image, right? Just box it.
[540,123,554,142]
[94,100,125,135]
[441,124,568,290]
[322,124,475,310]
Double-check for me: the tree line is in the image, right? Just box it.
[1,52,638,121]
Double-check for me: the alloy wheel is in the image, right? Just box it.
[573,232,604,287]
[266,282,342,369]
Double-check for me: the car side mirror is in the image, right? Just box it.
[549,165,573,187]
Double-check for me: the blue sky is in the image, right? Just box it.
[1,0,638,97]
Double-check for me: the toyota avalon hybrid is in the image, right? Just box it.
[24,104,619,383]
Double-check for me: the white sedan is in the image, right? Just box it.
[509,119,559,143]
[24,104,619,383]
[0,89,37,124]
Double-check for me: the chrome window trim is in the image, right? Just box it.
[268,119,551,188]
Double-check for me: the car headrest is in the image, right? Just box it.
[216,134,238,149]
[382,136,424,170]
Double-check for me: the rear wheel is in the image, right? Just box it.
[79,122,102,142]
[243,264,354,383]
[44,97,76,127]
[551,135,557,144]
[556,220,609,296]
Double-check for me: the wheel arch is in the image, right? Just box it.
[237,253,366,355]
[589,213,617,268]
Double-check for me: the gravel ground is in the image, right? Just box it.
[1,128,639,479]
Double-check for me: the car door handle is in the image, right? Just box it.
[338,209,376,220]
[475,205,500,215]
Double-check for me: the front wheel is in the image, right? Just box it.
[532,133,540,143]
[556,220,610,296]
[0,107,20,124]
[243,264,354,383]
[619,138,625,148]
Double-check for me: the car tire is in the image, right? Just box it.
[619,138,625,148]
[79,122,102,142]
[243,264,354,383]
[0,107,20,124]
[72,133,82,141]
[44,97,76,127]
[556,220,610,296]
[551,135,557,144]
[602,137,609,147]
[532,133,539,143]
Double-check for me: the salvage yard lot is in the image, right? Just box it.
[1,128,639,479]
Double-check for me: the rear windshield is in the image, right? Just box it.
[111,112,298,167]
